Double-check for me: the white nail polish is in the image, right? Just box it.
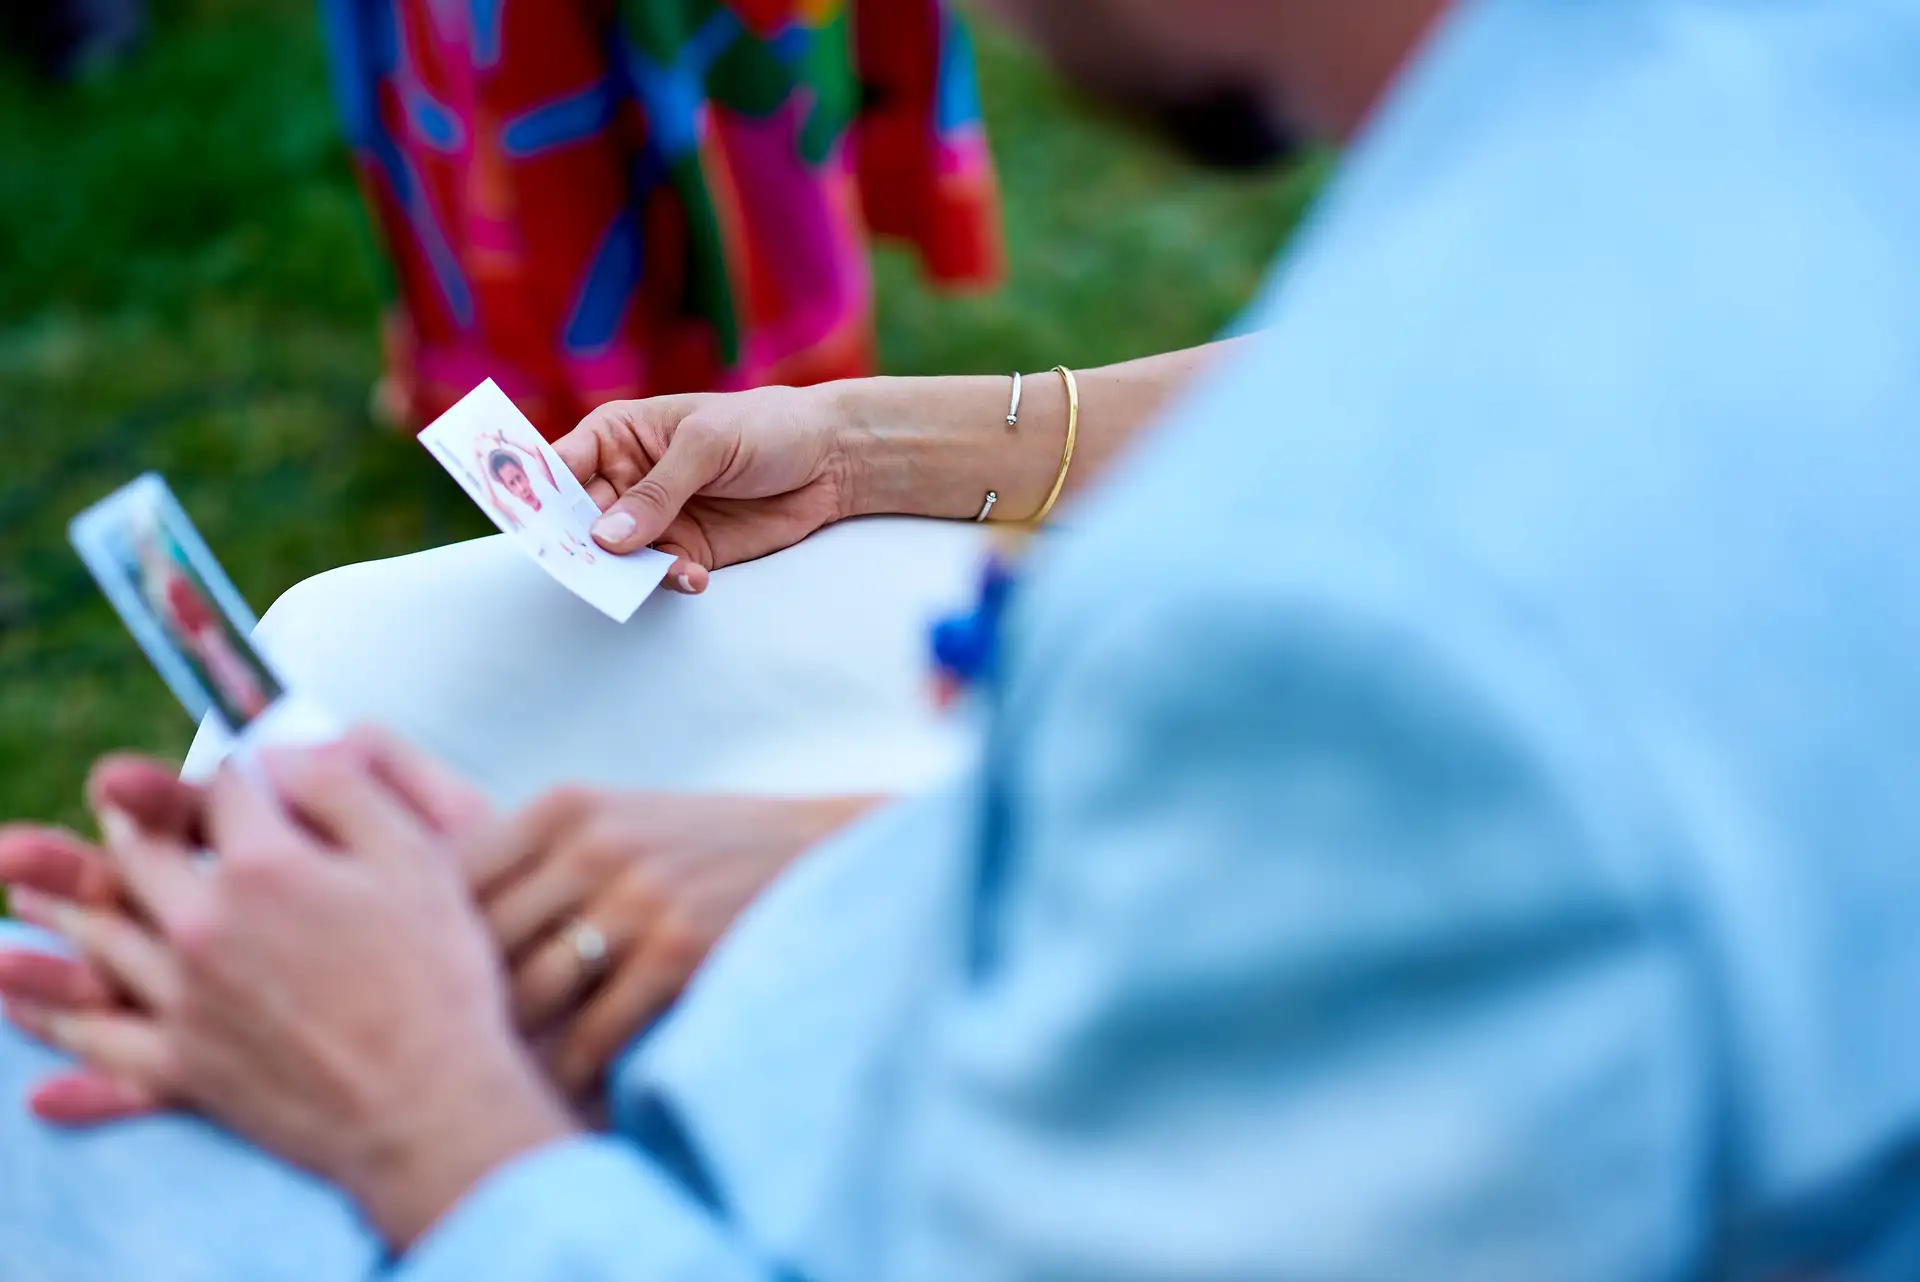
[593,511,637,543]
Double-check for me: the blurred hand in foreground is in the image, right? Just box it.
[0,733,874,1117]
[4,747,575,1250]
[468,787,877,1095]
[0,730,489,1124]
[0,757,203,1122]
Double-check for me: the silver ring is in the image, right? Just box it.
[974,490,998,522]
[561,919,610,976]
[1006,371,1022,426]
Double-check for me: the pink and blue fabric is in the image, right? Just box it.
[319,0,1002,437]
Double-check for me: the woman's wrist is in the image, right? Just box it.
[820,339,1247,526]
[826,374,1067,522]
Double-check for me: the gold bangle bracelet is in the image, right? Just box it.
[1028,365,1079,524]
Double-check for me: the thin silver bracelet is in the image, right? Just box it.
[975,373,1023,521]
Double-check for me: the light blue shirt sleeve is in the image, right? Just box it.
[394,1136,767,1282]
[894,555,1715,1280]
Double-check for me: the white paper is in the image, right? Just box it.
[418,380,671,622]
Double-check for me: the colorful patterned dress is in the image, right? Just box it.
[319,0,1003,438]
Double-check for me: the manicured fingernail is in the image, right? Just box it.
[675,573,697,594]
[592,511,636,543]
[96,806,136,848]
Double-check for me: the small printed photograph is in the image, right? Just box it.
[471,426,602,566]
[69,474,285,733]
[419,380,671,622]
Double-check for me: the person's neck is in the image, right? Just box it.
[1255,0,1452,143]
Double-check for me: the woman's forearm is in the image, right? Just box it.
[834,337,1250,522]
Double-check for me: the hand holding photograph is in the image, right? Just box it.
[419,380,671,622]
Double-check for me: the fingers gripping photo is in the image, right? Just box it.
[417,380,671,622]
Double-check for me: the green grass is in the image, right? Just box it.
[0,0,1321,832]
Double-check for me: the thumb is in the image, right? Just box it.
[589,419,730,553]
[583,418,725,552]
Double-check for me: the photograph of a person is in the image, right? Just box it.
[69,475,287,734]
[118,498,283,731]
[416,379,672,622]
[476,433,598,566]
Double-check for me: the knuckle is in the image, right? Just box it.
[276,752,351,802]
[540,785,596,820]
[576,824,635,878]
[623,475,676,517]
[311,746,365,788]
[167,904,226,968]
[220,848,297,902]
[650,910,709,973]
[339,723,395,762]
[574,842,620,883]
[577,400,647,441]
[618,863,669,919]
[528,787,596,842]
[676,412,721,447]
[679,414,735,465]
[579,401,631,430]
